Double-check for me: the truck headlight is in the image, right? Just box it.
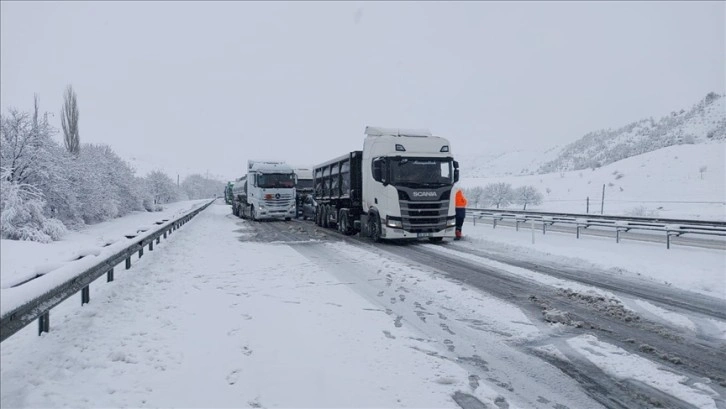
[386,218,402,228]
[447,218,456,227]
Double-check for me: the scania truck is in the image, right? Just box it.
[232,161,297,221]
[313,126,459,242]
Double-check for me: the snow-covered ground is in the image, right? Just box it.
[459,142,726,220]
[1,201,723,408]
[0,199,209,291]
[0,202,525,408]
[454,217,726,301]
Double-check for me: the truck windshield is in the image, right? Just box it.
[296,179,314,190]
[389,158,453,186]
[257,173,295,188]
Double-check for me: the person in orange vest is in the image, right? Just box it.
[454,188,467,240]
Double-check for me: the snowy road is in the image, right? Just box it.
[2,201,724,408]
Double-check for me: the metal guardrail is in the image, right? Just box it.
[467,208,726,249]
[0,199,215,343]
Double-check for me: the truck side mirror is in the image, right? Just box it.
[453,161,460,183]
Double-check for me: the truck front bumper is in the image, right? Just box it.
[380,226,455,240]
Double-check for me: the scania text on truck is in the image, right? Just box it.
[232,161,297,221]
[313,126,459,242]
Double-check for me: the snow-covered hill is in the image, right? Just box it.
[459,92,725,179]
[459,142,726,220]
[538,92,725,173]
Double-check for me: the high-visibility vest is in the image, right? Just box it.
[455,190,467,208]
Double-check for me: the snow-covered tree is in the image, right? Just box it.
[482,182,513,209]
[1,167,66,242]
[181,174,226,200]
[462,186,485,208]
[514,185,543,210]
[145,170,180,205]
[0,109,46,184]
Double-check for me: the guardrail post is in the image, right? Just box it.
[164,231,167,239]
[667,232,671,249]
[576,226,580,239]
[126,257,131,270]
[81,286,90,305]
[156,236,160,244]
[38,312,49,336]
[149,241,153,251]
[616,229,620,243]
[516,221,520,231]
[473,215,476,226]
[107,268,114,282]
[138,247,144,258]
[531,219,535,244]
[543,223,547,235]
[493,219,497,229]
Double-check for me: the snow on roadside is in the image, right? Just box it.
[631,300,697,332]
[457,220,726,300]
[0,199,209,290]
[423,242,630,308]
[567,334,719,409]
[0,203,507,408]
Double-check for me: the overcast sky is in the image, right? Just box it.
[1,1,724,180]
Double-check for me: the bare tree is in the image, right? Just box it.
[61,85,80,155]
[514,185,543,210]
[482,182,513,209]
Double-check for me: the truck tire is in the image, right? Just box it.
[328,205,337,229]
[322,205,330,228]
[369,213,382,243]
[315,205,322,226]
[338,209,354,235]
[250,205,257,221]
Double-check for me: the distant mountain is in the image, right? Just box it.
[537,92,725,174]
[459,92,725,178]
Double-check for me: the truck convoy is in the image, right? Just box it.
[313,126,459,242]
[232,161,297,221]
[293,168,314,218]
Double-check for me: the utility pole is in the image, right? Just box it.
[600,184,605,215]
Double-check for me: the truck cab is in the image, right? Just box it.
[234,161,297,221]
[361,127,459,241]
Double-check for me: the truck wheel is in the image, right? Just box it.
[328,206,337,229]
[369,214,382,242]
[251,205,257,221]
[339,209,353,235]
[322,205,330,228]
[315,206,322,226]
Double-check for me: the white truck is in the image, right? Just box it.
[232,161,297,221]
[313,126,460,242]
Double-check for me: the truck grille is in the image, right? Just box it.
[399,200,450,232]
[264,193,294,207]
